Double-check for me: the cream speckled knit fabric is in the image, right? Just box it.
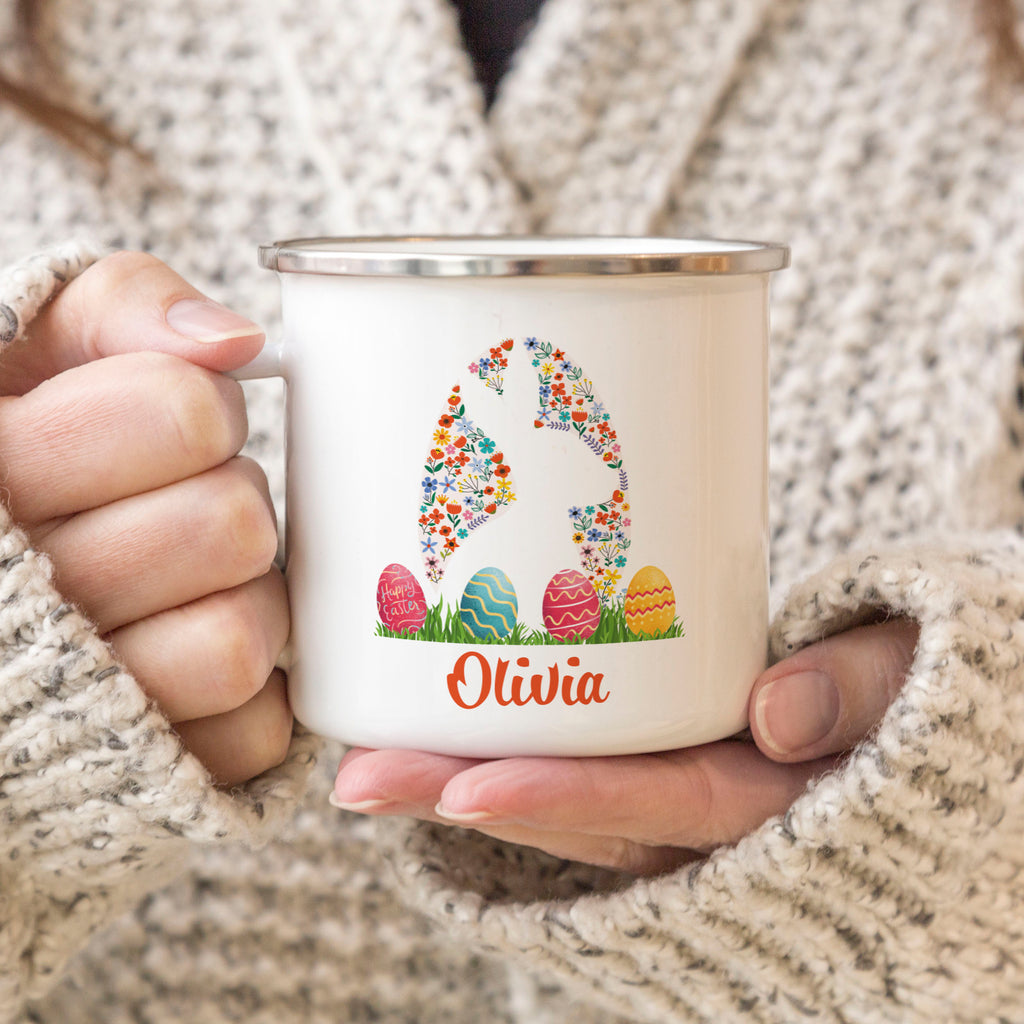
[2,0,1024,1021]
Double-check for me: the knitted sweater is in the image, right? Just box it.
[2,0,1024,1021]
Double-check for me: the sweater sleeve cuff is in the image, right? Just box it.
[376,535,1024,1022]
[0,503,318,998]
[0,239,107,347]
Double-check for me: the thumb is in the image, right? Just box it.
[5,250,265,392]
[749,617,919,763]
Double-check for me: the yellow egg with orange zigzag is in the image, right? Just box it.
[624,566,676,637]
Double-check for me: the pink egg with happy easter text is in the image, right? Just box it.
[543,569,601,641]
[376,563,428,634]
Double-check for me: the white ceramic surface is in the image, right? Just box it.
[247,237,783,757]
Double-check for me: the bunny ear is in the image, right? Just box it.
[418,344,518,585]
[528,338,631,606]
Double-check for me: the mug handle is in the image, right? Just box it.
[225,336,286,381]
[225,339,293,670]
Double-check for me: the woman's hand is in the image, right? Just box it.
[332,618,919,874]
[0,251,293,787]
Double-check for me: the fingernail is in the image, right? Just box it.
[754,670,840,755]
[328,791,391,812]
[434,802,496,823]
[166,298,263,344]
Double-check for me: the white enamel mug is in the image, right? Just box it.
[242,236,788,758]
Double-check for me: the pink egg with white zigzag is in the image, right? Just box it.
[542,569,601,641]
[376,563,428,635]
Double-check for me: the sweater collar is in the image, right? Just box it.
[273,0,774,235]
[489,0,778,233]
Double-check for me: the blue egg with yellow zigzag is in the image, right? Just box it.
[460,567,518,640]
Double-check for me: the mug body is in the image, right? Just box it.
[262,237,786,757]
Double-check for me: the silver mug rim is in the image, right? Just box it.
[258,235,790,278]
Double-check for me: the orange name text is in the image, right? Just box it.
[447,651,609,709]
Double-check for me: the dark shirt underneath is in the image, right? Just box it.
[450,0,547,106]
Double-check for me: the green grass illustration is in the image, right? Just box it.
[375,598,684,644]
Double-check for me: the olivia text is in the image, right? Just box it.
[447,651,609,709]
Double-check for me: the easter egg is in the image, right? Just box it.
[542,569,601,640]
[624,566,676,637]
[376,563,428,635]
[460,567,518,640]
